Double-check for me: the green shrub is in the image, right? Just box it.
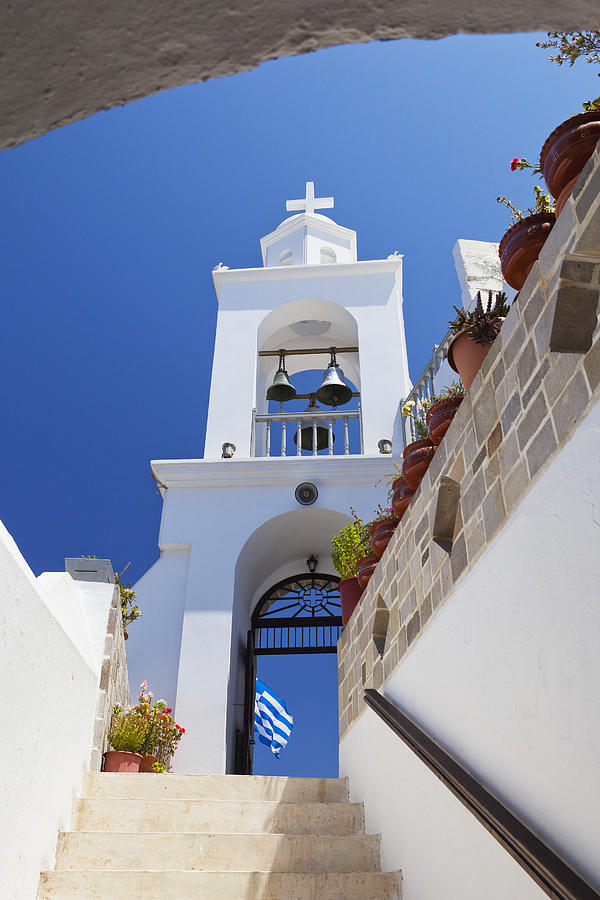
[107,706,149,753]
[331,512,368,580]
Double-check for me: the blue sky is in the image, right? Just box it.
[1,32,596,776]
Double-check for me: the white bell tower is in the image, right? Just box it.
[129,182,413,774]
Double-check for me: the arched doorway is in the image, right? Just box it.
[236,569,342,774]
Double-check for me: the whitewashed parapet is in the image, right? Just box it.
[452,239,504,311]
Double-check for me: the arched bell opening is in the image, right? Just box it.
[255,300,362,457]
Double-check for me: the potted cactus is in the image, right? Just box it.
[447,291,511,389]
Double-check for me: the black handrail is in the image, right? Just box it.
[364,689,600,900]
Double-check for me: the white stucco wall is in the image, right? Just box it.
[206,258,411,458]
[340,392,600,894]
[0,521,115,899]
[131,455,397,774]
[341,710,546,900]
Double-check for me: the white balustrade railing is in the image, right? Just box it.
[253,408,362,457]
[402,327,454,446]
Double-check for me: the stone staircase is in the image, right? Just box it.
[38,773,402,898]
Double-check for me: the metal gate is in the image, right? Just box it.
[235,572,342,774]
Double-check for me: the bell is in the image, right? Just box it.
[316,355,353,407]
[266,353,296,403]
[293,396,332,452]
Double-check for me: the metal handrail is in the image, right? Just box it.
[401,327,454,446]
[364,689,600,900]
[255,410,360,422]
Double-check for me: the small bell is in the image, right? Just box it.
[266,352,296,403]
[293,395,332,452]
[315,348,353,407]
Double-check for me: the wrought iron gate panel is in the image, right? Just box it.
[236,572,342,774]
[252,572,342,654]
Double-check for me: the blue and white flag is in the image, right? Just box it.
[254,678,294,757]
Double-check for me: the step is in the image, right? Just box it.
[55,831,381,873]
[72,798,364,834]
[82,773,348,803]
[38,869,402,899]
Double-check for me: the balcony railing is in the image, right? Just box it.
[252,408,362,457]
[402,327,454,446]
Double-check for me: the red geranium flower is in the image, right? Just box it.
[510,157,520,171]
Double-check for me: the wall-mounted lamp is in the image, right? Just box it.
[306,554,318,574]
[221,442,236,458]
[378,439,393,454]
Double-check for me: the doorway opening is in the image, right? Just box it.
[235,571,341,774]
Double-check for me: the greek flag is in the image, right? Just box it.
[254,679,294,757]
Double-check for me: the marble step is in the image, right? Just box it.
[72,797,364,834]
[38,869,402,899]
[82,773,348,803]
[55,831,381,873]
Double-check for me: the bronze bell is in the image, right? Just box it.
[316,349,353,407]
[293,395,332,452]
[266,353,296,403]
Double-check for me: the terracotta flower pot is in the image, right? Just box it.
[103,750,142,773]
[447,318,505,391]
[139,754,157,773]
[357,553,379,591]
[391,477,416,520]
[555,175,579,217]
[426,396,464,445]
[498,213,555,291]
[370,517,400,559]
[339,576,363,625]
[540,111,600,199]
[402,439,436,491]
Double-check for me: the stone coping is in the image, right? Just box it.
[338,141,600,740]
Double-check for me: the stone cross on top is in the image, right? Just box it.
[286,181,334,216]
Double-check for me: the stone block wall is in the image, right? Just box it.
[89,585,130,771]
[338,142,600,739]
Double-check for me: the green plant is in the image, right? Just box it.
[401,400,429,439]
[536,31,600,69]
[448,291,511,346]
[383,460,403,486]
[107,705,149,753]
[497,185,555,225]
[115,563,141,634]
[421,381,465,411]
[331,511,368,580]
[81,556,141,634]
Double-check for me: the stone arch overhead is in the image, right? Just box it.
[233,506,350,618]
[2,3,595,151]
